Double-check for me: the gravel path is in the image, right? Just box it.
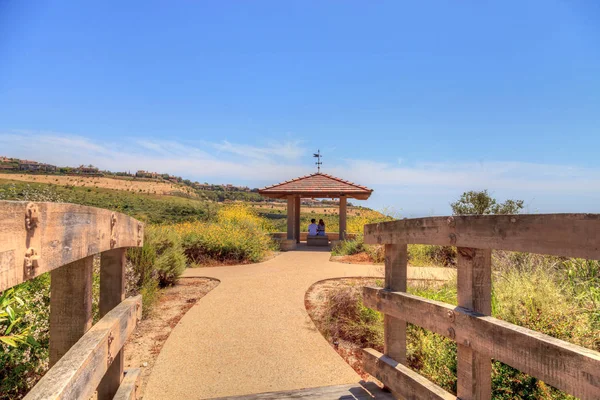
[143,246,453,399]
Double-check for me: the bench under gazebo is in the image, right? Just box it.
[259,173,373,250]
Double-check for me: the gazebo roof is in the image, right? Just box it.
[259,173,373,200]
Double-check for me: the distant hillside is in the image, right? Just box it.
[0,177,214,223]
[0,172,375,209]
[0,156,260,196]
[0,173,197,196]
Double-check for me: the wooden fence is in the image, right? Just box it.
[361,214,600,400]
[0,201,144,400]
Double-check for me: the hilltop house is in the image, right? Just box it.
[19,160,57,172]
[136,170,159,178]
[75,165,100,175]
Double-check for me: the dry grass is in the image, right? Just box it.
[305,278,383,380]
[0,173,195,196]
[308,256,599,399]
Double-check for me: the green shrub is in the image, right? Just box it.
[560,258,600,327]
[493,254,598,351]
[146,226,186,286]
[126,226,187,316]
[323,267,596,399]
[365,244,385,264]
[331,235,385,263]
[0,289,34,348]
[127,236,159,317]
[1,276,49,399]
[408,244,456,267]
[322,286,383,349]
[333,238,455,267]
[181,221,275,264]
[406,281,458,392]
[155,247,186,287]
[138,278,159,319]
[407,325,457,393]
[176,206,277,265]
[490,361,575,400]
[331,236,365,256]
[127,243,157,289]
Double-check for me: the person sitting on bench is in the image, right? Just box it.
[308,219,318,236]
[317,219,326,236]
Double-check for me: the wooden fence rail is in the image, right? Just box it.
[362,214,600,400]
[0,201,144,400]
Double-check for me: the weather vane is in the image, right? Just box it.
[313,149,323,172]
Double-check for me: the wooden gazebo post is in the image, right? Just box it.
[286,195,295,241]
[339,195,347,240]
[294,196,301,244]
[259,173,372,250]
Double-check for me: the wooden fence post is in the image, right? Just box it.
[456,247,492,400]
[49,256,94,366]
[97,248,127,400]
[384,243,408,364]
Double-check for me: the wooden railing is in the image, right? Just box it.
[0,201,144,400]
[361,214,600,400]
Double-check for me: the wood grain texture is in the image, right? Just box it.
[49,256,94,367]
[383,244,407,365]
[287,196,295,240]
[112,368,141,400]
[24,295,142,400]
[97,248,127,400]
[363,214,600,259]
[456,247,492,400]
[0,201,144,291]
[205,382,394,399]
[339,195,347,240]
[363,287,600,400]
[362,348,456,400]
[294,196,301,244]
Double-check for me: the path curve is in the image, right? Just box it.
[143,246,453,399]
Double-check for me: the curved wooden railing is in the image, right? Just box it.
[0,201,144,400]
[362,214,600,400]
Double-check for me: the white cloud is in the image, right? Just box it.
[1,130,600,214]
[211,140,305,160]
[330,159,600,193]
[0,130,311,183]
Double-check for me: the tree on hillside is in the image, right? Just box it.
[450,190,524,215]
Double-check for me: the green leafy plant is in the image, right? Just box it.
[1,284,45,400]
[331,235,365,256]
[450,190,524,215]
[331,235,385,263]
[0,289,37,348]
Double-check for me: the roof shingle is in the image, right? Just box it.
[259,173,373,200]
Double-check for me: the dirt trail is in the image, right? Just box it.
[143,247,455,399]
[123,278,219,397]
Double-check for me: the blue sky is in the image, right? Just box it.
[1,1,600,216]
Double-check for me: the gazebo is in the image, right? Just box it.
[259,173,373,248]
